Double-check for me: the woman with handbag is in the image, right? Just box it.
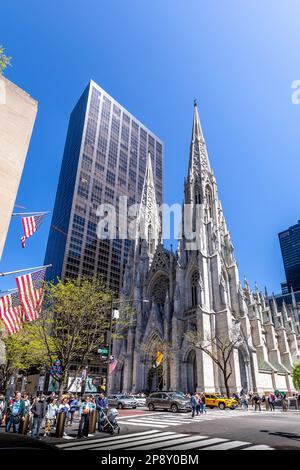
[77,396,95,439]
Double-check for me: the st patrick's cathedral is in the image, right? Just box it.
[110,102,300,395]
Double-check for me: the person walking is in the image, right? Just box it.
[77,396,94,439]
[31,395,47,439]
[268,393,275,411]
[96,393,108,432]
[241,393,248,411]
[68,395,78,427]
[44,398,59,436]
[5,392,25,433]
[200,393,206,414]
[191,393,198,418]
[253,393,261,411]
[0,395,5,426]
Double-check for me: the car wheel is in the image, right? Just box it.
[132,406,136,409]
[218,403,225,410]
[117,403,123,409]
[171,404,179,413]
[230,406,235,410]
[148,403,155,411]
[209,406,214,409]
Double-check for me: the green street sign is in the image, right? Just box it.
[98,348,109,354]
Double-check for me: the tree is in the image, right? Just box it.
[292,363,300,390]
[0,46,11,75]
[186,325,243,398]
[33,276,115,397]
[0,322,49,393]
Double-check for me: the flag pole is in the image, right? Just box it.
[0,264,52,277]
[12,211,51,216]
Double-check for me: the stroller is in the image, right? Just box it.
[98,408,120,435]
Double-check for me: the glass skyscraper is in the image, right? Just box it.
[44,80,163,290]
[279,220,300,293]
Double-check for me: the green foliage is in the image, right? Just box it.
[293,363,300,390]
[0,45,11,75]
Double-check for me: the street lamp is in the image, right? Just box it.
[105,298,150,394]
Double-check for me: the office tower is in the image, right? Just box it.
[279,220,300,294]
[0,76,37,259]
[44,80,163,290]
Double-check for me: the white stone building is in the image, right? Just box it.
[111,102,300,395]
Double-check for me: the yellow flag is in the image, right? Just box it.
[156,351,164,366]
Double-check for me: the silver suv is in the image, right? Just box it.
[146,392,191,413]
[107,394,138,409]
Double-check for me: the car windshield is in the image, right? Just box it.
[170,394,185,399]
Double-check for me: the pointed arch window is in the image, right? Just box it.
[194,186,201,205]
[148,224,155,255]
[191,271,199,306]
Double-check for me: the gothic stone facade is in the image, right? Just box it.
[111,102,300,395]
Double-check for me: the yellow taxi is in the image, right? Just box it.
[204,393,238,410]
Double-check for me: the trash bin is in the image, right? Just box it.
[55,411,66,438]
[19,415,30,435]
[89,410,97,434]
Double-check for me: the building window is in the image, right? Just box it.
[191,271,199,306]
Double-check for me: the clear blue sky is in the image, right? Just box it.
[1,0,300,294]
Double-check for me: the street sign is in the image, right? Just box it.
[98,348,109,354]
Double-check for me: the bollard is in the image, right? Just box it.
[19,415,30,435]
[89,410,97,434]
[55,411,66,438]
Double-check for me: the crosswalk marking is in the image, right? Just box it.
[56,429,275,451]
[242,445,274,450]
[68,432,177,451]
[118,421,167,428]
[57,430,159,449]
[202,440,251,450]
[131,435,209,450]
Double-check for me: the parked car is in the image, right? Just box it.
[204,393,238,410]
[107,394,138,409]
[133,395,147,407]
[146,392,191,413]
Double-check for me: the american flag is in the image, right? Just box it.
[0,291,24,335]
[16,268,46,321]
[21,214,45,248]
[108,357,118,375]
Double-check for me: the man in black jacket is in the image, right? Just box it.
[31,395,47,439]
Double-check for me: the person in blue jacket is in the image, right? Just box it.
[68,395,78,426]
[96,393,108,432]
[77,396,95,438]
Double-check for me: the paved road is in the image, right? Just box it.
[2,407,299,450]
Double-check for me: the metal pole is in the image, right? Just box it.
[106,295,113,394]
[12,211,51,216]
[0,264,52,277]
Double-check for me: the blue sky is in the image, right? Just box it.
[1,0,300,293]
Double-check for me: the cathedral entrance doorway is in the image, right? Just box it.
[147,364,164,392]
[187,350,197,393]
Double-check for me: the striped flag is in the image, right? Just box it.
[21,214,45,248]
[108,357,118,375]
[0,292,24,335]
[16,268,46,321]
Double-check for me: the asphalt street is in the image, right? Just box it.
[37,407,300,450]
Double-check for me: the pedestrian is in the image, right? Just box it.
[5,392,25,433]
[77,396,94,439]
[44,398,59,436]
[282,393,288,412]
[191,393,197,418]
[241,393,248,411]
[268,393,275,411]
[96,393,108,432]
[200,393,206,414]
[31,395,47,439]
[68,394,78,427]
[0,394,5,426]
[253,393,261,411]
[195,393,200,415]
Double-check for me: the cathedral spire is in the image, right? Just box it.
[187,100,211,190]
[135,151,161,260]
